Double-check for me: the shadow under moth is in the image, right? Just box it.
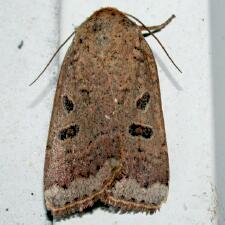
[43,7,178,217]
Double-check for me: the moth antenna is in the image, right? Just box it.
[125,13,182,74]
[29,31,75,86]
[140,14,175,33]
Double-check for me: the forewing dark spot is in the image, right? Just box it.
[58,125,79,140]
[63,96,74,112]
[129,123,153,139]
[137,147,144,152]
[80,89,91,104]
[136,92,150,110]
[143,181,149,188]
[80,89,89,95]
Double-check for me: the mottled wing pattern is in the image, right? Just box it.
[101,20,169,212]
[44,13,124,216]
[44,7,169,216]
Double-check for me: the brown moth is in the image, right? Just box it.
[44,7,172,216]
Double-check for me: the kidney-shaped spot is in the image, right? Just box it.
[58,125,79,140]
[129,123,153,139]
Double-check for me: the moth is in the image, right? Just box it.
[43,7,177,216]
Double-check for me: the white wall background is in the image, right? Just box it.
[0,0,225,225]
[0,0,60,224]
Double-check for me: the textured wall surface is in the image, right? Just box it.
[1,0,225,225]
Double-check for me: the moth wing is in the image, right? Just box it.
[102,36,169,212]
[44,33,122,216]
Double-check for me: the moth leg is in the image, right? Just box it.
[141,15,175,37]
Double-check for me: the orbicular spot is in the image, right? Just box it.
[136,92,150,110]
[58,125,79,140]
[129,123,153,139]
[63,96,74,113]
